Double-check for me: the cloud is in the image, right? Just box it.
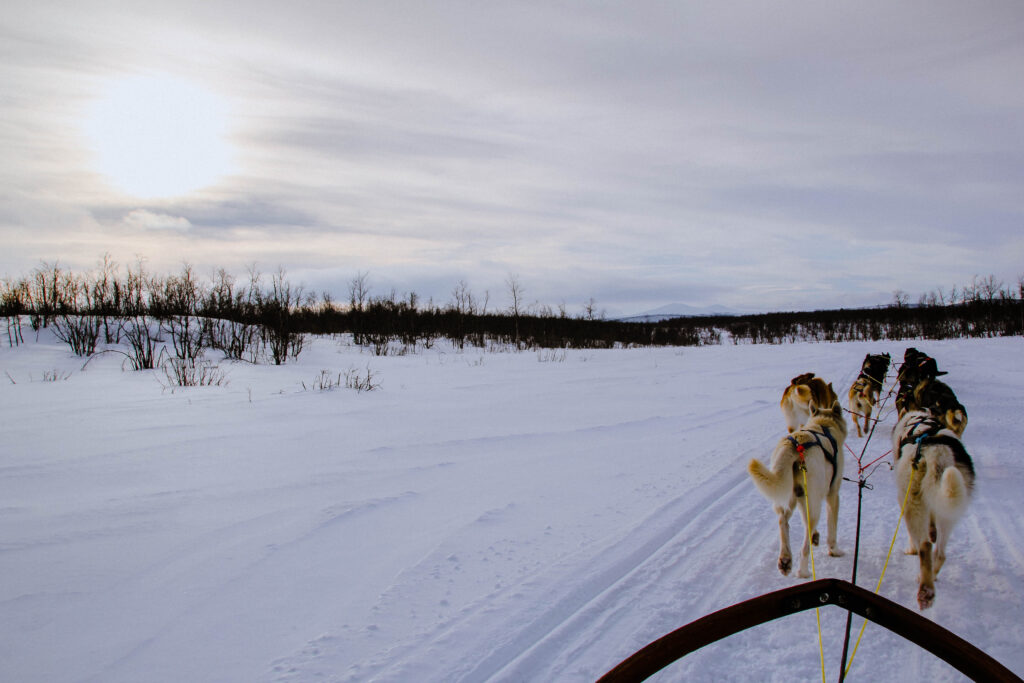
[3,1,1024,314]
[122,209,191,231]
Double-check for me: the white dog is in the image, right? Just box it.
[892,410,975,609]
[749,399,847,578]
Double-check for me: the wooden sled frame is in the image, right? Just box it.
[599,578,1021,682]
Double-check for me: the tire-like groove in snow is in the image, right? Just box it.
[461,465,752,682]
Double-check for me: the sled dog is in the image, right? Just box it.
[781,373,839,433]
[848,352,891,437]
[910,378,968,436]
[895,348,947,417]
[749,398,847,578]
[892,410,975,609]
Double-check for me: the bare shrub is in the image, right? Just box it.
[51,271,101,357]
[303,369,343,392]
[41,369,72,382]
[53,314,102,356]
[120,316,161,370]
[345,365,380,392]
[2,278,29,346]
[537,348,567,363]
[260,268,304,365]
[161,354,228,388]
[160,264,205,362]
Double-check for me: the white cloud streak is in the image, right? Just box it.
[2,0,1023,314]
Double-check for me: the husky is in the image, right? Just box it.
[781,372,839,433]
[911,378,968,436]
[848,352,891,437]
[749,398,847,578]
[892,410,975,609]
[895,348,947,417]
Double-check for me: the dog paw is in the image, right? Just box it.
[797,568,811,579]
[829,548,845,557]
[904,547,919,556]
[917,584,935,610]
[778,557,792,575]
[811,531,820,546]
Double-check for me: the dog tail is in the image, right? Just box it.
[748,444,796,506]
[935,466,971,519]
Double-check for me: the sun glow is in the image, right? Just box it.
[84,74,234,199]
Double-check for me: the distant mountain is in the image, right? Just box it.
[619,303,740,323]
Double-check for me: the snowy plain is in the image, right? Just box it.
[1,328,1022,682]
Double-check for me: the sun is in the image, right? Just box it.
[84,74,234,199]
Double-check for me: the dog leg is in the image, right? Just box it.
[796,502,819,579]
[904,500,928,556]
[776,505,793,575]
[932,518,951,578]
[826,488,844,557]
[918,539,936,609]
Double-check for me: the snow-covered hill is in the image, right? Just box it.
[1,330,1021,681]
[619,302,740,322]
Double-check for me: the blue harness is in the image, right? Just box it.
[898,416,944,468]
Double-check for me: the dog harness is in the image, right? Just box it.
[898,416,944,469]
[787,426,840,488]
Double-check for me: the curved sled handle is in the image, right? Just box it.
[598,578,1021,682]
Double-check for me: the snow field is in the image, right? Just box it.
[1,330,1022,682]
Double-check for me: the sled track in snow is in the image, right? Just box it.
[462,466,753,682]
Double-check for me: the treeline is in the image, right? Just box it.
[652,275,1024,345]
[0,259,661,365]
[2,260,1023,366]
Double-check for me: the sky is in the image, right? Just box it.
[2,1,1023,317]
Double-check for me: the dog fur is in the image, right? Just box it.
[893,348,967,435]
[781,372,839,433]
[892,410,975,609]
[847,352,891,438]
[895,348,947,417]
[911,379,968,436]
[749,399,847,578]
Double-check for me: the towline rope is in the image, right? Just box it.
[795,447,827,683]
[843,460,915,678]
[837,366,900,682]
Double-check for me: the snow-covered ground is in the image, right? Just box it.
[2,328,1022,682]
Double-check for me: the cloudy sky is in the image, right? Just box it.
[3,1,1023,316]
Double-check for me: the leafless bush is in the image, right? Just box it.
[51,271,102,357]
[120,315,161,370]
[261,268,305,365]
[53,314,102,356]
[160,264,206,362]
[207,318,263,362]
[537,348,567,363]
[345,365,380,392]
[41,369,73,382]
[2,278,29,346]
[303,369,343,391]
[161,354,228,388]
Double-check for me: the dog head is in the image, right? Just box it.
[809,391,847,436]
[789,371,816,387]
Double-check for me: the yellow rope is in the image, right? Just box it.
[844,462,916,678]
[801,465,827,683]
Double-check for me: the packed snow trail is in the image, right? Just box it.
[1,332,1022,682]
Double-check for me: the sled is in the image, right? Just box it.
[598,578,1021,682]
